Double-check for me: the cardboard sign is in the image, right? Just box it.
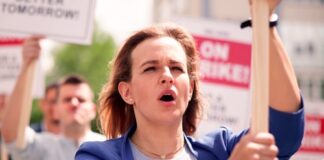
[176,17,252,136]
[0,0,96,44]
[0,37,44,98]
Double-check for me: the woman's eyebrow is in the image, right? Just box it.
[169,60,186,67]
[140,60,159,68]
[140,59,184,68]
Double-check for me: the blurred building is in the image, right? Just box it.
[153,0,249,22]
[280,0,324,102]
[153,0,324,103]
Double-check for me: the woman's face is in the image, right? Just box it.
[120,37,193,126]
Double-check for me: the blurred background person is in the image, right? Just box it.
[30,82,60,134]
[1,36,105,160]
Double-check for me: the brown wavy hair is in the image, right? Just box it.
[98,23,203,138]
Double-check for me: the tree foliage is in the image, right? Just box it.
[47,27,116,100]
[39,27,117,132]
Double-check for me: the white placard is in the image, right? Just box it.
[0,0,96,44]
[0,40,44,98]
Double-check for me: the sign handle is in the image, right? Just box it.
[250,0,270,133]
[1,142,9,160]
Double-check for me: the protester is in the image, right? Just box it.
[30,82,60,134]
[1,36,105,160]
[75,0,304,159]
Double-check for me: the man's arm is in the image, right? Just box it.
[1,36,42,143]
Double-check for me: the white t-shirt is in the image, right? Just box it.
[6,127,105,160]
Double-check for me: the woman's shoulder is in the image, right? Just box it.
[81,137,124,150]
[182,127,248,159]
[76,137,124,160]
[189,127,248,151]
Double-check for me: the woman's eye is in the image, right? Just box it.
[143,67,156,72]
[172,66,184,72]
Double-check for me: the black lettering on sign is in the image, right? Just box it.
[0,54,21,80]
[1,2,79,20]
[14,0,64,6]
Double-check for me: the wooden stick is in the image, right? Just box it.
[1,142,9,160]
[251,0,270,133]
[16,61,36,149]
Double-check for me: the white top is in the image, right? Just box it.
[130,140,197,160]
[6,127,106,160]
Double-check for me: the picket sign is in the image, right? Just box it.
[0,0,96,44]
[250,0,270,133]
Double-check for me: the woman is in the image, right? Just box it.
[76,1,304,159]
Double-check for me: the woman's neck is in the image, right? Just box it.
[131,122,184,159]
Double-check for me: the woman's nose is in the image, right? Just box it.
[160,68,174,84]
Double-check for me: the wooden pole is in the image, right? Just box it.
[250,0,270,133]
[16,61,36,149]
[1,142,9,160]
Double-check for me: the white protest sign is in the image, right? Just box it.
[0,36,44,98]
[176,17,252,136]
[0,0,96,44]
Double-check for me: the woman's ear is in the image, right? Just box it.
[118,81,134,105]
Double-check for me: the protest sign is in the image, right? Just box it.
[292,101,324,160]
[0,0,96,44]
[176,17,252,136]
[0,36,44,98]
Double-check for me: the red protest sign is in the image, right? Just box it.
[0,37,23,46]
[194,35,251,89]
[300,115,324,153]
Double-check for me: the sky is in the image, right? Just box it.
[95,0,153,44]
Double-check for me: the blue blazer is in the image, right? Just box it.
[76,101,304,160]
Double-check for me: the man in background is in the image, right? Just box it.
[1,36,105,160]
[30,82,60,134]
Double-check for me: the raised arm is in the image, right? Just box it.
[269,27,300,112]
[247,0,300,113]
[229,0,303,159]
[1,36,42,143]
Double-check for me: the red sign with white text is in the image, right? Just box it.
[299,115,324,153]
[194,35,251,89]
